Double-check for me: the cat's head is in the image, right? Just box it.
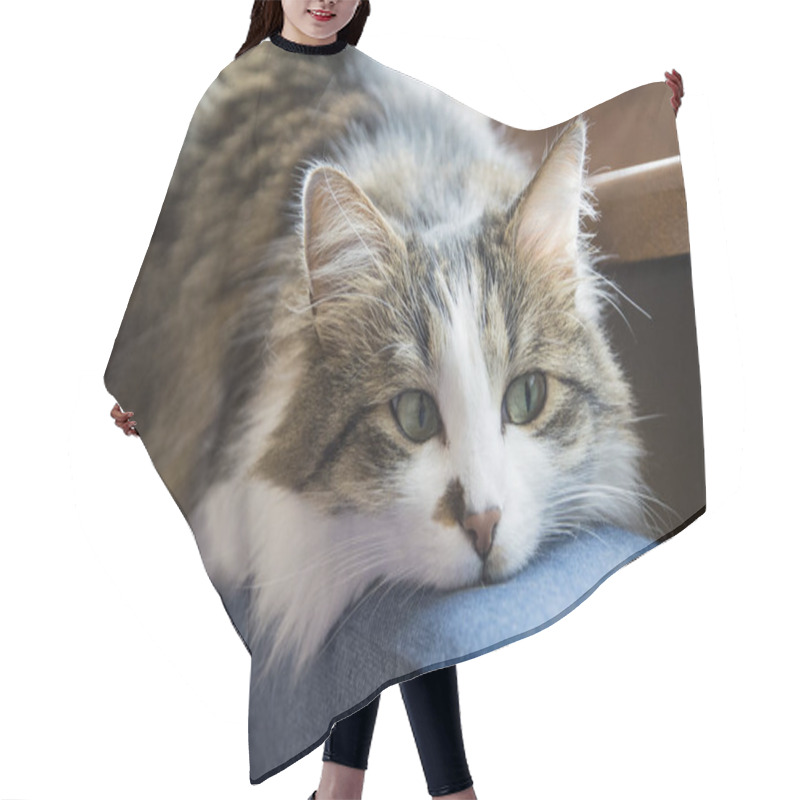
[257,116,647,588]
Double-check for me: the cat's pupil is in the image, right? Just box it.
[392,390,442,443]
[504,371,547,425]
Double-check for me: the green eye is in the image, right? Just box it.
[391,390,442,443]
[504,371,547,425]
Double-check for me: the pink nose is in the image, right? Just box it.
[463,507,501,560]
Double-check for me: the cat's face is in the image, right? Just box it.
[255,117,643,588]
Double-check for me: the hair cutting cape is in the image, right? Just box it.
[104,37,705,784]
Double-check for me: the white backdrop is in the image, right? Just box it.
[2,1,796,798]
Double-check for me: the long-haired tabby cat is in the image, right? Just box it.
[106,43,653,685]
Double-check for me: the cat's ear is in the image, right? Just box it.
[504,116,600,316]
[302,165,406,325]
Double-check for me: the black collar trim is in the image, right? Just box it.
[269,31,348,55]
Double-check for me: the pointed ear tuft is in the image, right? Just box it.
[507,116,596,265]
[302,165,405,315]
[505,116,602,320]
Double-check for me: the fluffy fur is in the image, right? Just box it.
[107,44,656,687]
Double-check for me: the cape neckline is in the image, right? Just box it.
[269,31,349,55]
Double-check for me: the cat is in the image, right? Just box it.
[105,42,651,687]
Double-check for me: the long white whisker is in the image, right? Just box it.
[594,286,636,336]
[242,534,388,590]
[595,271,652,321]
